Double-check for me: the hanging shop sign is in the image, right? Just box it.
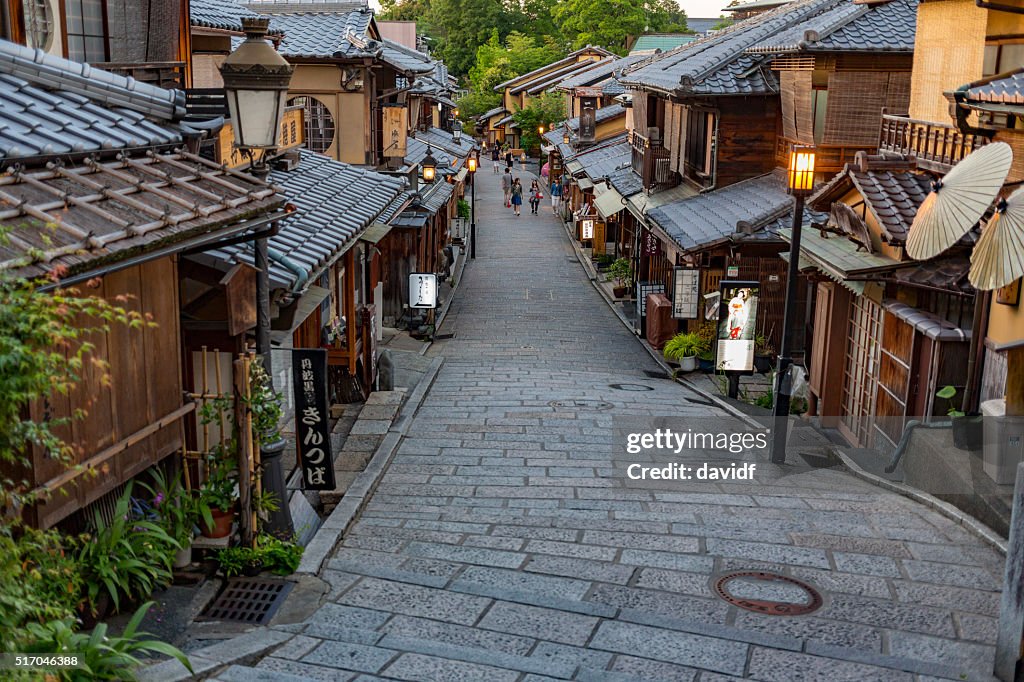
[671,267,700,319]
[409,272,438,309]
[581,219,595,240]
[292,348,336,491]
[382,104,409,158]
[716,280,759,372]
[643,230,659,256]
[579,96,597,143]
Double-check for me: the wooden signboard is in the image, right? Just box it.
[221,263,257,336]
[579,97,597,143]
[671,267,700,319]
[292,349,336,491]
[218,107,305,169]
[383,105,409,158]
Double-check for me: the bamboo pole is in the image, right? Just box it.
[234,354,254,548]
[214,349,227,444]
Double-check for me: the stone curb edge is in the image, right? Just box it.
[557,217,761,431]
[832,448,1008,555]
[140,356,446,681]
[297,354,445,574]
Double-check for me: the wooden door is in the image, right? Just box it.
[840,296,883,447]
[873,312,915,448]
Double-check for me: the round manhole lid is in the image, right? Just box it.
[608,383,654,392]
[548,399,614,410]
[713,571,823,616]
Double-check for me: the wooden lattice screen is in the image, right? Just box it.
[780,71,814,143]
[824,72,891,146]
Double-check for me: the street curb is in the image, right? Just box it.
[140,357,445,681]
[832,448,1008,555]
[558,218,762,430]
[297,355,445,574]
[435,238,469,333]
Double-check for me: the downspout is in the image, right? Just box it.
[267,246,309,294]
[950,84,998,138]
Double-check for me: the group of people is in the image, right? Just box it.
[500,167,565,217]
[487,142,522,174]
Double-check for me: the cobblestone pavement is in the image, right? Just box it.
[247,169,1005,681]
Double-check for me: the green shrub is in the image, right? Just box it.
[663,332,706,361]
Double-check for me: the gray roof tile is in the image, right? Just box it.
[747,0,917,54]
[647,171,824,251]
[572,135,631,181]
[620,0,847,95]
[382,38,437,75]
[208,149,405,287]
[963,68,1024,105]
[264,8,374,58]
[191,0,266,32]
[0,39,185,163]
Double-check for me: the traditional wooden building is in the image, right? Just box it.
[0,39,286,528]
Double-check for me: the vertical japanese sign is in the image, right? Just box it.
[409,273,438,309]
[581,219,595,240]
[579,97,597,143]
[716,280,759,372]
[292,349,335,491]
[671,267,700,319]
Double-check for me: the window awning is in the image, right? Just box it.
[576,177,594,190]
[359,221,393,244]
[779,227,902,295]
[565,160,584,174]
[594,185,625,218]
[883,300,971,342]
[271,285,330,344]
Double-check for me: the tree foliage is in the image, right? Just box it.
[457,31,565,120]
[512,92,567,154]
[552,0,687,54]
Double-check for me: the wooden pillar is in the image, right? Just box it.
[1006,346,1024,417]
[344,250,357,375]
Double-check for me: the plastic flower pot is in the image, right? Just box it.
[202,509,234,539]
[678,356,697,372]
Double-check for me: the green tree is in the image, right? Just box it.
[429,0,516,75]
[553,0,687,54]
[512,91,566,154]
[457,31,565,120]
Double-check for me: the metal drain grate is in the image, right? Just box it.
[712,571,822,616]
[199,577,294,625]
[549,399,614,410]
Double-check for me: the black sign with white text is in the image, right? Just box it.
[292,348,335,491]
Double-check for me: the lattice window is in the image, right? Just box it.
[65,0,107,62]
[841,295,883,447]
[289,96,335,154]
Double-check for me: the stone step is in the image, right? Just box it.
[209,664,320,682]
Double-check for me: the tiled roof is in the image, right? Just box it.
[204,150,405,288]
[405,136,461,175]
[573,135,631,181]
[1,151,281,280]
[420,179,455,214]
[382,38,437,75]
[477,106,507,122]
[520,59,608,96]
[630,34,698,53]
[262,7,375,58]
[0,40,187,163]
[556,54,653,93]
[962,68,1024,106]
[747,0,917,54]
[494,45,614,91]
[609,165,643,198]
[647,172,814,251]
[725,0,792,11]
[191,0,267,33]
[810,165,930,243]
[687,18,722,33]
[564,103,626,132]
[620,0,845,95]
[379,189,415,224]
[413,126,474,160]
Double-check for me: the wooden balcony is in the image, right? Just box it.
[629,129,677,192]
[94,61,186,90]
[878,114,991,173]
[775,137,876,175]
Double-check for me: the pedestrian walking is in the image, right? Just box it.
[528,179,541,215]
[505,148,514,169]
[491,145,500,173]
[501,168,512,207]
[511,179,523,216]
[550,178,562,215]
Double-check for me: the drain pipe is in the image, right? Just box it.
[976,0,1024,13]
[885,419,953,473]
[267,246,309,293]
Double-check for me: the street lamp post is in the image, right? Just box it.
[467,151,478,259]
[769,145,816,465]
[219,17,295,537]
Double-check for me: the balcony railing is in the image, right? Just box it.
[878,114,991,173]
[775,137,876,175]
[629,129,677,192]
[94,61,186,90]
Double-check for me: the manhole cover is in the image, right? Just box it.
[608,383,655,392]
[548,399,614,410]
[712,571,822,616]
[199,577,294,625]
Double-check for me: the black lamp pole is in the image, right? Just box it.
[770,145,816,465]
[471,166,477,259]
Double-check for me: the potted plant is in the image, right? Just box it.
[753,333,775,374]
[198,461,237,539]
[936,385,983,450]
[143,469,199,569]
[663,332,703,372]
[608,258,632,298]
[697,347,716,373]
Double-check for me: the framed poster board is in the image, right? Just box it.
[671,267,699,319]
[716,280,759,372]
[409,272,438,309]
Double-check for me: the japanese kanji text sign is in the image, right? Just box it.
[292,349,335,491]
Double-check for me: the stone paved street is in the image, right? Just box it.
[247,168,1006,681]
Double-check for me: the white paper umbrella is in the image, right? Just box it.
[906,142,1013,261]
[970,186,1024,291]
